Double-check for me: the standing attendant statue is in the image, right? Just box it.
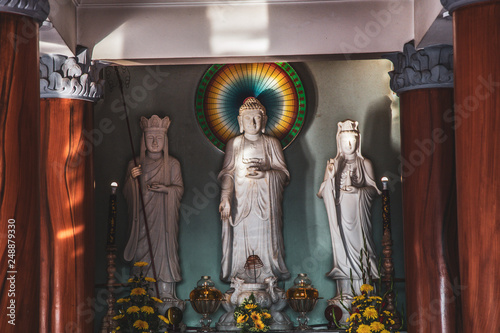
[123,115,184,307]
[317,120,380,308]
[217,97,292,331]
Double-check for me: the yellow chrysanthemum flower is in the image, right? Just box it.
[360,284,374,293]
[145,277,156,283]
[141,306,154,314]
[158,315,170,324]
[116,298,130,303]
[251,312,261,321]
[370,321,385,332]
[262,312,271,319]
[254,320,265,330]
[112,314,124,320]
[381,329,390,333]
[134,261,148,267]
[236,314,248,323]
[369,296,383,302]
[126,306,140,314]
[363,306,378,320]
[133,320,149,330]
[130,287,147,296]
[245,304,257,310]
[358,324,372,333]
[349,312,361,321]
[354,294,366,302]
[116,326,120,330]
[127,278,136,283]
[151,297,163,303]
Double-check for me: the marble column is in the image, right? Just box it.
[39,52,104,333]
[0,1,48,332]
[385,43,462,333]
[441,0,500,331]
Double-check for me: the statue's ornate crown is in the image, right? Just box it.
[239,97,266,115]
[140,115,171,132]
[338,119,359,133]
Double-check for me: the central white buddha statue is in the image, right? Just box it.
[218,97,290,283]
[217,97,292,331]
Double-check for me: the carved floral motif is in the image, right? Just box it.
[0,0,49,22]
[384,43,453,94]
[441,0,488,13]
[40,54,104,101]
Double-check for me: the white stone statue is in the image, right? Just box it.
[317,120,380,301]
[218,97,290,283]
[216,97,292,332]
[124,115,184,303]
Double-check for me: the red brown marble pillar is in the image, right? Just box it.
[386,43,462,333]
[441,0,500,330]
[0,3,48,332]
[39,53,103,333]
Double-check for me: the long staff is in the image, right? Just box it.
[114,67,160,299]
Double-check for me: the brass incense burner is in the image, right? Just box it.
[286,273,320,330]
[189,276,223,332]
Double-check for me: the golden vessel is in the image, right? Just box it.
[188,276,223,332]
[286,273,320,330]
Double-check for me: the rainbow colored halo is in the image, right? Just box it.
[195,63,306,151]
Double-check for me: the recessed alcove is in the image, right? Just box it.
[92,59,405,331]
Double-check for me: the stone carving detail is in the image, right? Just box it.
[441,0,488,13]
[40,53,104,101]
[0,0,49,22]
[384,43,453,94]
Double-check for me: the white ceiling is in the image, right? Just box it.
[43,0,450,65]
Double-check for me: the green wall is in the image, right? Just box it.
[93,60,405,331]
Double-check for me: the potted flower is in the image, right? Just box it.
[113,262,169,333]
[233,293,272,333]
[345,283,400,333]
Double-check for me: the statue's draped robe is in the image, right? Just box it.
[318,156,380,280]
[124,156,183,283]
[219,135,290,282]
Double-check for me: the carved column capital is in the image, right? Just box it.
[384,43,453,94]
[40,50,105,102]
[441,0,493,13]
[0,0,49,22]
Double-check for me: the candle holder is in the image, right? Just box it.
[286,273,320,330]
[380,177,402,330]
[100,182,118,333]
[188,276,224,332]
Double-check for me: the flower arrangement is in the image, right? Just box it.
[113,261,169,333]
[335,237,403,333]
[345,283,399,333]
[233,293,272,333]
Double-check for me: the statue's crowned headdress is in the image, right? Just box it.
[239,97,266,115]
[140,115,171,133]
[338,119,359,134]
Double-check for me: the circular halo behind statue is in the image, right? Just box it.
[195,63,306,151]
